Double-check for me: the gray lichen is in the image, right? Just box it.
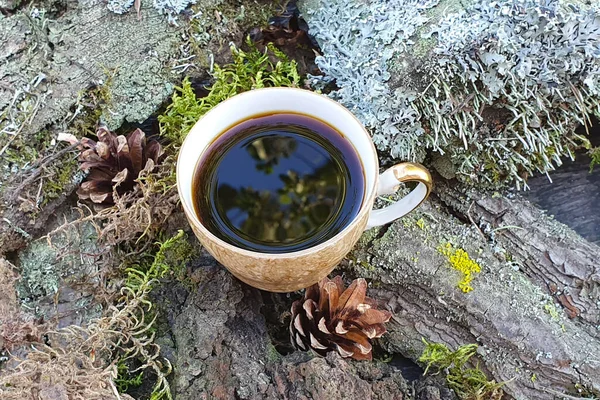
[420,0,600,188]
[301,0,600,188]
[152,0,196,17]
[16,221,102,322]
[303,0,440,162]
[107,0,135,14]
[107,0,196,23]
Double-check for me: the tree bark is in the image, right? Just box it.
[158,178,600,399]
[343,179,600,400]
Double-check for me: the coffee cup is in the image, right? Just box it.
[177,88,432,292]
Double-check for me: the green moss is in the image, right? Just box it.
[359,260,375,271]
[544,303,560,322]
[266,342,282,363]
[589,146,600,172]
[71,69,115,136]
[124,230,196,292]
[117,230,197,400]
[159,39,300,146]
[346,253,376,272]
[438,243,481,293]
[1,126,55,186]
[0,72,112,199]
[419,339,504,400]
[188,0,278,65]
[40,155,79,206]
[2,136,40,168]
[115,359,144,394]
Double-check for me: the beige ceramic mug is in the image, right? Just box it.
[177,88,432,292]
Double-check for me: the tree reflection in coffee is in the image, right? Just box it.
[193,112,365,253]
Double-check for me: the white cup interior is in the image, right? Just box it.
[177,88,378,235]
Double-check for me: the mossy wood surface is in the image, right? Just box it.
[1,0,599,399]
[351,183,600,399]
[0,0,182,253]
[150,183,600,400]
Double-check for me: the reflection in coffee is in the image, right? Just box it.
[192,112,365,253]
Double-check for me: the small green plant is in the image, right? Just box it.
[115,359,144,393]
[125,230,196,292]
[419,339,504,400]
[438,243,482,293]
[159,38,301,146]
[589,147,600,173]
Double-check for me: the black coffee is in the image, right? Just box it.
[193,112,365,253]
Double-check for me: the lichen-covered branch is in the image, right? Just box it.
[300,0,600,188]
[344,187,600,399]
[435,180,600,335]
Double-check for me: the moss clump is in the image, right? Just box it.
[188,0,278,58]
[589,146,600,172]
[265,342,282,363]
[115,359,144,394]
[1,126,57,191]
[0,73,112,212]
[40,154,80,207]
[114,230,196,400]
[438,243,481,293]
[544,302,560,322]
[159,39,300,146]
[124,230,196,292]
[70,71,115,136]
[419,339,504,400]
[0,92,42,172]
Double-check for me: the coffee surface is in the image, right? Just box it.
[193,112,364,253]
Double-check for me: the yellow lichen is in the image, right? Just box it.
[544,303,560,321]
[438,243,481,293]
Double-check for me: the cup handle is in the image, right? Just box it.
[365,162,433,230]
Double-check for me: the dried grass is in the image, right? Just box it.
[46,157,178,247]
[1,345,125,400]
[5,138,181,400]
[0,274,169,400]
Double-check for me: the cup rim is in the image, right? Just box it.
[176,87,379,259]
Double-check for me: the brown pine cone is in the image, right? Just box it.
[289,276,391,361]
[76,125,164,204]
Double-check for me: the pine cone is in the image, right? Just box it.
[76,126,164,204]
[290,276,391,361]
